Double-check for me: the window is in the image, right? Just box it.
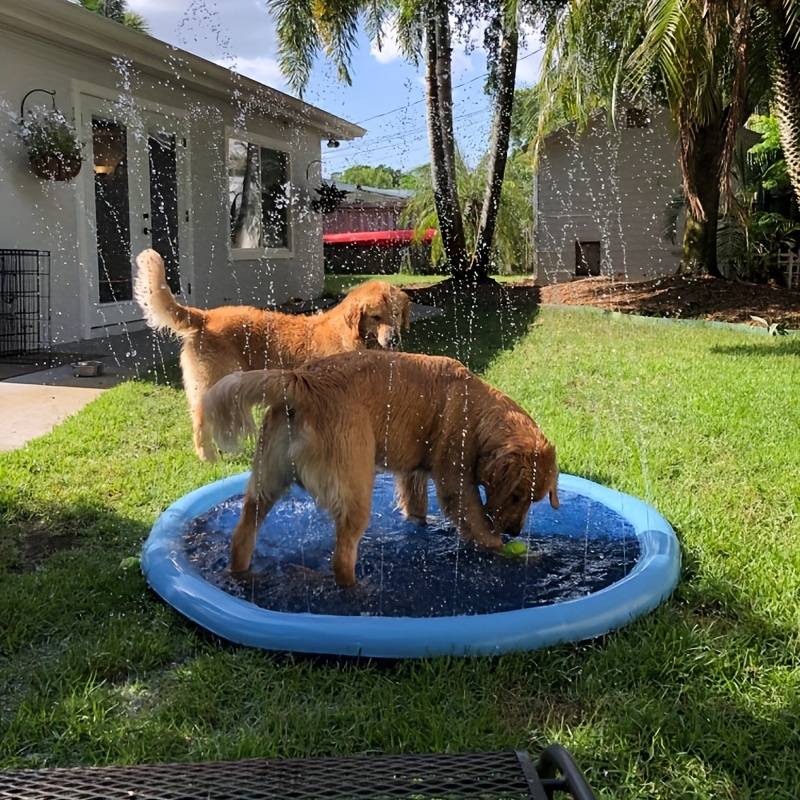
[575,241,601,276]
[625,108,650,129]
[228,138,290,251]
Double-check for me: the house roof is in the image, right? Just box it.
[0,0,365,141]
[325,182,414,207]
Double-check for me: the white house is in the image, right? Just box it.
[0,0,363,350]
[534,106,683,284]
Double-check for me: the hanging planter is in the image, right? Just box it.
[18,89,83,182]
[310,182,349,214]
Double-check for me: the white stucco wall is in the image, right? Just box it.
[0,25,328,345]
[535,108,684,284]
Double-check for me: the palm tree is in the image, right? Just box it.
[403,149,535,273]
[78,0,149,32]
[763,0,800,207]
[270,0,530,284]
[532,0,799,276]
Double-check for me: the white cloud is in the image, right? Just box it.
[213,55,286,90]
[370,19,404,63]
[451,46,473,77]
[127,0,282,66]
[515,29,544,86]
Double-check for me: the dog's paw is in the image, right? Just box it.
[405,514,427,526]
[196,444,218,462]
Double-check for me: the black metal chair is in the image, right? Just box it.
[0,744,597,799]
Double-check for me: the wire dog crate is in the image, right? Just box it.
[0,249,51,357]
[0,747,598,800]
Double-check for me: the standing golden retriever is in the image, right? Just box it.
[202,351,560,587]
[134,249,410,460]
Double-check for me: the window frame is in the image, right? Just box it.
[226,128,293,260]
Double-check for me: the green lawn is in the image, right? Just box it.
[1,302,799,798]
[323,272,530,295]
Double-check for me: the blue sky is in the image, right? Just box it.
[128,0,543,175]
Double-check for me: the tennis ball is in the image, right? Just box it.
[499,540,529,558]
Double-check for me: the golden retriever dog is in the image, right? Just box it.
[133,249,410,461]
[202,351,560,587]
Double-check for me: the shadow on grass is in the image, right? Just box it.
[404,284,541,373]
[547,616,800,797]
[131,284,541,391]
[710,338,800,357]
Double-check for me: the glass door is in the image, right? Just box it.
[81,96,191,332]
[146,119,190,299]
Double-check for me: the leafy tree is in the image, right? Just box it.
[402,148,534,273]
[397,165,429,189]
[748,114,791,193]
[334,164,405,188]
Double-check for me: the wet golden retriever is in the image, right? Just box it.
[202,350,560,587]
[134,249,410,460]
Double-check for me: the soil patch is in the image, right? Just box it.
[538,275,800,328]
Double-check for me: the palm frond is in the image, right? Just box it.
[270,0,321,94]
[122,10,148,32]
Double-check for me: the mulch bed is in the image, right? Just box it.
[538,274,800,328]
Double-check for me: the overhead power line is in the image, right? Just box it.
[326,104,492,159]
[353,45,544,126]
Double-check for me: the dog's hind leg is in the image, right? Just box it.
[230,411,293,572]
[395,471,428,524]
[230,491,274,572]
[312,433,375,588]
[331,497,373,588]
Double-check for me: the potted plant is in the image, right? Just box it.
[310,182,349,214]
[18,105,83,182]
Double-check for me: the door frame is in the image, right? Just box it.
[73,80,193,339]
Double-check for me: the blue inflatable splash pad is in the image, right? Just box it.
[142,473,680,658]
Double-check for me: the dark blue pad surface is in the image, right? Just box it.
[183,473,640,617]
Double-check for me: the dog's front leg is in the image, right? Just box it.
[433,471,502,551]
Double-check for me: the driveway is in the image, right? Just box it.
[0,382,106,452]
[0,327,177,452]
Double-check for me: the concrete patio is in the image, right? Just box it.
[0,327,178,451]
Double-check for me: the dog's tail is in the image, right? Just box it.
[134,249,205,335]
[202,369,298,455]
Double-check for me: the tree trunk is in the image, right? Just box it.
[423,0,469,277]
[766,0,800,208]
[470,9,519,279]
[679,118,724,276]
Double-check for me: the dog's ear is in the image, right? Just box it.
[344,301,364,332]
[538,442,560,508]
[477,444,520,491]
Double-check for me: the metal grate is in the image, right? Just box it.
[0,249,51,357]
[0,748,597,800]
